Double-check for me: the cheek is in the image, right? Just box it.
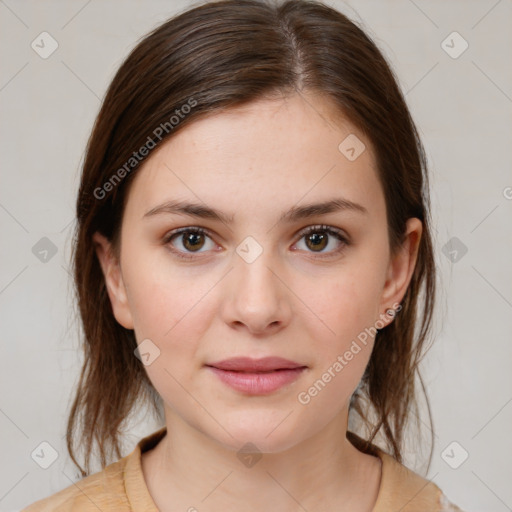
[316,270,381,347]
[122,242,205,334]
[121,253,205,370]
[125,271,208,406]
[299,265,384,397]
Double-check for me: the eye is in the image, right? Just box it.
[293,224,349,257]
[163,224,350,261]
[163,227,217,260]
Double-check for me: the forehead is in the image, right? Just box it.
[123,92,384,223]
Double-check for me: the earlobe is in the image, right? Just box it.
[379,218,422,324]
[92,231,134,330]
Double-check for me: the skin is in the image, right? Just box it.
[93,91,422,512]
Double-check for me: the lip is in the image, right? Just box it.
[205,357,307,395]
[207,356,305,372]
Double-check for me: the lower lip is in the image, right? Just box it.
[207,366,306,395]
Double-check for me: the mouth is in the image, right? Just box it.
[205,357,307,395]
[206,356,306,372]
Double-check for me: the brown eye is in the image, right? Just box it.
[304,231,328,252]
[181,231,206,252]
[295,225,349,257]
[163,227,216,259]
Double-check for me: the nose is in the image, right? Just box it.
[221,248,292,336]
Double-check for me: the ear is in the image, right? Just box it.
[92,231,134,330]
[378,217,423,323]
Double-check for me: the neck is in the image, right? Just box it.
[142,407,382,512]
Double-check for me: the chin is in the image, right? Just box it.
[208,414,306,454]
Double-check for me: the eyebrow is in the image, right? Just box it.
[142,197,368,224]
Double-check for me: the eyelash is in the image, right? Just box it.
[162,224,350,261]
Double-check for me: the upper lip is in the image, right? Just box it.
[206,357,306,372]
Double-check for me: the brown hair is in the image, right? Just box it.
[68,0,437,477]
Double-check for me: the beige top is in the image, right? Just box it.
[22,427,466,511]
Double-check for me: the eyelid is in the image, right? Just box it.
[295,224,349,243]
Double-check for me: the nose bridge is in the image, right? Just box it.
[226,234,290,331]
[235,235,280,302]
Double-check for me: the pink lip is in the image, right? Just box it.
[205,357,307,395]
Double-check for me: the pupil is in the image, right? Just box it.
[184,232,203,251]
[308,232,327,251]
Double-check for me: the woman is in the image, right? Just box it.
[23,0,466,510]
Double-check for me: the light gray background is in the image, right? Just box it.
[1,0,511,510]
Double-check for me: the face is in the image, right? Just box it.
[94,91,421,453]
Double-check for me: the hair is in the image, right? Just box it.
[67,0,437,478]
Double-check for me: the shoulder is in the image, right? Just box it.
[347,431,467,512]
[376,450,466,511]
[21,427,166,512]
[20,456,130,512]
[438,492,467,511]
